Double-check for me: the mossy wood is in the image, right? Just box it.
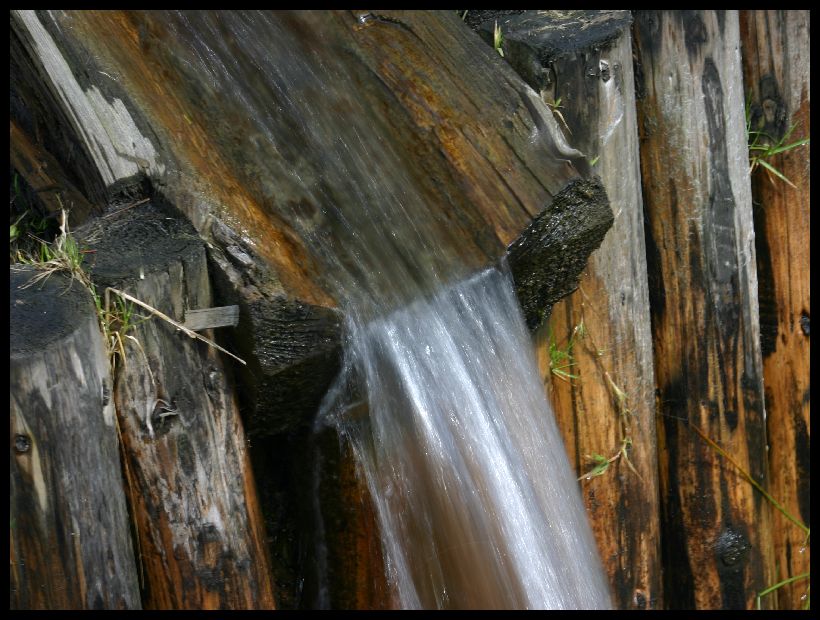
[76,204,276,609]
[470,10,663,610]
[10,267,141,610]
[633,10,774,609]
[739,10,810,610]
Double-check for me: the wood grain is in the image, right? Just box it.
[10,266,141,609]
[472,10,663,609]
[633,10,774,609]
[79,204,277,609]
[739,10,811,610]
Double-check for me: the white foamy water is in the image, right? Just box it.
[322,265,612,609]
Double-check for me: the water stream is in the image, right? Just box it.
[166,10,612,609]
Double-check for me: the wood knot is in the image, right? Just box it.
[14,434,31,454]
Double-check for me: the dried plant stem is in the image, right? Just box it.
[106,287,246,366]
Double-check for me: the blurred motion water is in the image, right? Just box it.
[321,265,612,608]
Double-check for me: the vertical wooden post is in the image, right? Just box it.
[79,203,276,609]
[739,10,811,609]
[490,10,662,609]
[10,266,141,609]
[633,10,774,609]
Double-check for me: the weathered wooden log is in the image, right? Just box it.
[739,10,811,610]
[471,10,663,610]
[10,119,95,221]
[633,10,774,609]
[310,424,394,610]
[76,203,276,609]
[10,266,141,610]
[10,9,612,437]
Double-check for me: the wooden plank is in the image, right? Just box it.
[479,10,663,609]
[10,266,141,610]
[77,205,277,609]
[738,10,811,610]
[633,10,774,609]
[183,305,239,331]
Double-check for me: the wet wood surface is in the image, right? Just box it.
[10,267,141,610]
[10,9,612,440]
[77,203,276,609]
[11,9,593,307]
[633,10,774,609]
[739,10,811,609]
[492,11,664,609]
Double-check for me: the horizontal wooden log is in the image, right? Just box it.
[183,306,239,331]
[10,266,141,610]
[76,203,276,609]
[472,10,663,609]
[739,10,811,610]
[634,10,774,609]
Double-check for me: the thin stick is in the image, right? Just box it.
[107,287,246,365]
[688,422,810,535]
[102,198,151,219]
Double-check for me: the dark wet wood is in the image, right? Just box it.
[634,10,774,609]
[77,204,276,609]
[739,10,811,610]
[10,266,141,610]
[477,10,663,609]
[10,119,95,221]
[312,425,394,610]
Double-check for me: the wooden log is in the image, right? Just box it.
[76,202,276,609]
[471,10,664,609]
[310,423,394,610]
[10,8,613,436]
[10,119,95,221]
[633,10,774,609]
[10,266,141,610]
[739,10,811,610]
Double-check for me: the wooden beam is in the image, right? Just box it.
[739,10,811,610]
[473,10,664,609]
[10,118,95,221]
[633,10,774,609]
[77,203,277,609]
[10,267,141,609]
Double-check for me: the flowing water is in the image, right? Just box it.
[165,10,612,609]
[321,265,612,609]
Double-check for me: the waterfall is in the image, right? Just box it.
[320,265,612,609]
[167,10,612,609]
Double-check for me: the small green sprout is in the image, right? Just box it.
[746,97,810,188]
[493,21,504,57]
